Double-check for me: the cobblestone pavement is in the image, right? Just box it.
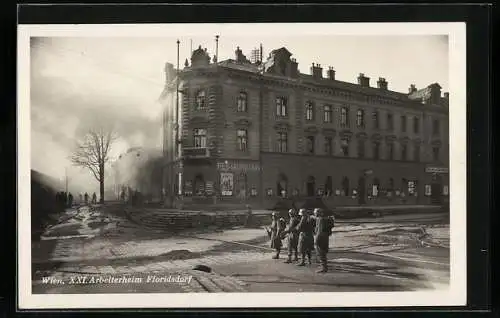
[31,205,450,293]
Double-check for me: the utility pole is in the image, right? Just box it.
[65,167,68,193]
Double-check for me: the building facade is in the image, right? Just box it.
[160,46,449,209]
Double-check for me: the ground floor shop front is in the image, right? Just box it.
[162,154,449,210]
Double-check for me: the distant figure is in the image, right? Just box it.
[67,192,73,207]
[120,190,125,201]
[79,193,83,203]
[84,192,89,205]
[64,192,68,207]
[92,192,97,204]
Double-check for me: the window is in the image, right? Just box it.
[237,129,248,151]
[433,119,440,136]
[432,146,440,161]
[276,96,288,117]
[340,106,349,127]
[372,178,380,197]
[401,144,408,161]
[414,144,420,162]
[277,132,288,152]
[195,90,206,110]
[372,111,379,129]
[323,105,332,123]
[324,136,333,155]
[193,128,207,148]
[408,180,417,195]
[341,177,350,196]
[387,113,394,131]
[387,142,394,160]
[356,109,365,128]
[401,115,407,132]
[413,117,420,134]
[357,140,365,158]
[306,136,315,154]
[373,141,380,160]
[237,92,247,112]
[341,137,349,156]
[305,101,314,121]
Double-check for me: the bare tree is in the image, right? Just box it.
[70,127,117,203]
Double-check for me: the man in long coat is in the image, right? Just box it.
[313,208,335,273]
[266,212,286,259]
[295,208,315,266]
[282,208,300,263]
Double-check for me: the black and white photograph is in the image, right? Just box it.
[17,22,466,309]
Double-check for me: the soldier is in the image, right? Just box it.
[282,208,300,263]
[67,192,73,207]
[92,192,97,204]
[79,193,83,204]
[84,192,89,205]
[313,208,335,273]
[265,212,286,259]
[295,208,314,266]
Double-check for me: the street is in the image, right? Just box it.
[31,204,450,293]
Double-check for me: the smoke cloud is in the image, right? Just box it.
[30,37,165,194]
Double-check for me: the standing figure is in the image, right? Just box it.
[296,208,315,266]
[79,193,83,204]
[265,212,286,259]
[92,192,97,204]
[282,208,300,263]
[313,208,335,273]
[67,192,73,207]
[84,192,89,205]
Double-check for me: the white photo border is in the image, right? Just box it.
[17,22,467,309]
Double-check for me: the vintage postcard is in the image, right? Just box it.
[18,22,466,309]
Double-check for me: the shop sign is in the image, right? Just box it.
[217,160,261,171]
[220,173,233,196]
[425,185,432,196]
[425,167,449,174]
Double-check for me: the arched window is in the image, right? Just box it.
[195,90,206,110]
[341,107,349,127]
[341,177,350,196]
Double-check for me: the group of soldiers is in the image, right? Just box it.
[55,191,98,207]
[266,208,335,273]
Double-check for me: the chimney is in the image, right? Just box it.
[408,84,417,94]
[444,92,449,99]
[327,67,336,80]
[357,73,370,87]
[377,77,388,90]
[235,46,249,63]
[289,58,299,78]
[310,63,323,79]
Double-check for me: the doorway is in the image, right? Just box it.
[430,174,443,204]
[277,173,288,198]
[306,176,316,197]
[358,176,366,204]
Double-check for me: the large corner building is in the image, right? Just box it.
[160,45,449,209]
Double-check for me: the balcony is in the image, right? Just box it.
[182,147,210,159]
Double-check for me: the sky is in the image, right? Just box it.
[29,31,448,193]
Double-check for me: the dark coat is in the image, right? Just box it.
[269,218,286,249]
[296,215,315,253]
[314,216,334,251]
[284,216,300,248]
